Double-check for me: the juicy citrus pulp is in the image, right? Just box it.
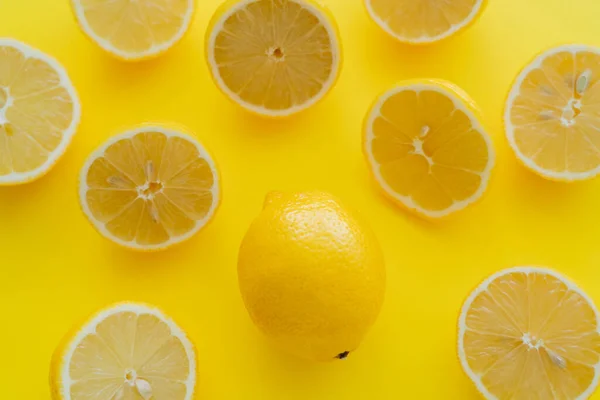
[0,39,80,184]
[79,126,220,250]
[459,267,600,399]
[363,80,494,218]
[505,45,600,181]
[365,0,485,44]
[51,303,196,400]
[238,191,386,361]
[71,0,195,60]
[206,0,341,116]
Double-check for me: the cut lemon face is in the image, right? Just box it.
[365,0,486,44]
[206,0,342,117]
[51,303,196,400]
[363,80,494,218]
[71,0,195,61]
[79,126,220,251]
[459,267,600,399]
[0,39,80,185]
[505,45,600,181]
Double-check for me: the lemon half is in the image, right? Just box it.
[51,303,197,400]
[363,80,494,218]
[79,125,220,251]
[459,267,600,399]
[206,0,342,117]
[71,0,196,61]
[365,0,486,44]
[505,45,600,181]
[0,39,80,185]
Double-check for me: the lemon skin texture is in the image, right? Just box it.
[238,191,386,362]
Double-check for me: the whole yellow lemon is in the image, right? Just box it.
[238,191,386,362]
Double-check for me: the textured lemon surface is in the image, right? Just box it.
[206,0,342,116]
[459,267,600,400]
[51,303,196,400]
[238,191,386,362]
[365,0,486,44]
[505,45,600,181]
[364,79,494,218]
[0,39,80,185]
[79,126,220,251]
[71,0,195,60]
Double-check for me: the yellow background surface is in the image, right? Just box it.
[1,0,600,398]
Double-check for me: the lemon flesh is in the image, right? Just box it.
[238,191,386,362]
[506,45,600,181]
[51,303,196,400]
[365,0,485,44]
[71,0,195,60]
[0,39,80,184]
[364,80,494,218]
[459,267,600,399]
[206,0,341,116]
[79,126,220,251]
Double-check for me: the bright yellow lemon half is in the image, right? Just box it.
[365,0,486,44]
[505,45,600,181]
[206,0,342,117]
[363,79,494,218]
[0,39,80,185]
[459,267,600,399]
[51,303,197,400]
[71,0,196,61]
[79,125,220,251]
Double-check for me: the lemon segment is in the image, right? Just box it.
[0,39,80,185]
[71,0,195,60]
[79,125,220,251]
[505,45,600,181]
[51,303,197,400]
[206,0,341,117]
[458,267,600,400]
[365,0,486,44]
[363,80,494,218]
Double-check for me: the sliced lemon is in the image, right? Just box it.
[79,125,220,251]
[51,303,196,400]
[205,0,342,117]
[364,0,486,44]
[71,0,195,61]
[0,39,80,185]
[459,267,600,399]
[363,80,494,218]
[505,45,600,181]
